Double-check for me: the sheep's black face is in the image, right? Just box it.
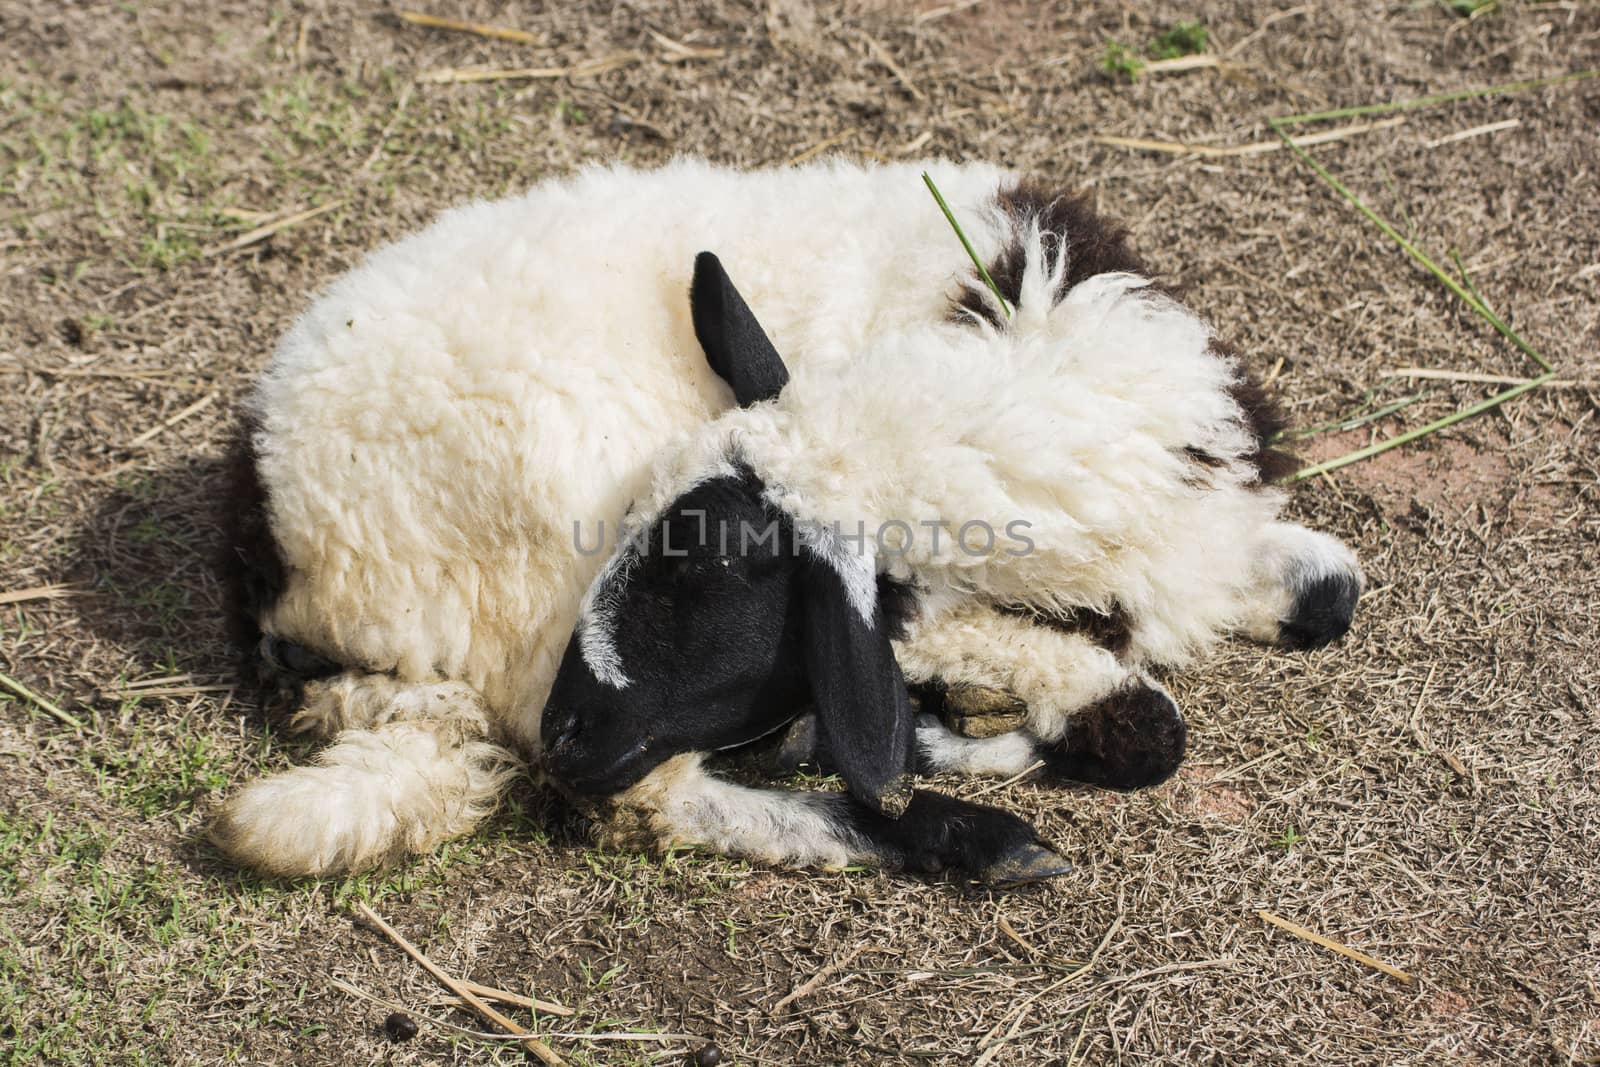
[543,251,919,815]
[541,471,810,796]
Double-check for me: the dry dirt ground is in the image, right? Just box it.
[3,1,1598,1064]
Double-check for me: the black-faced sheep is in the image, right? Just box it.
[212,158,1362,882]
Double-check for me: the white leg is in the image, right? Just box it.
[914,715,1040,777]
[596,753,1069,884]
[211,670,521,876]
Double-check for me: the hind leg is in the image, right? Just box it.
[895,601,1133,743]
[1237,522,1364,650]
[891,604,1187,790]
[210,670,521,877]
[287,672,498,739]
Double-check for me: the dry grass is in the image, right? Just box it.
[2,1,1598,1063]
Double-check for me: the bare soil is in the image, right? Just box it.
[2,2,1597,1064]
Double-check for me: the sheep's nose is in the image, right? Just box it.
[542,704,582,757]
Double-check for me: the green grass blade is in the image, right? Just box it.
[923,171,1011,319]
[1288,373,1554,481]
[0,668,86,731]
[1268,119,1554,373]
[1284,392,1425,440]
[1448,247,1494,315]
[1272,68,1597,126]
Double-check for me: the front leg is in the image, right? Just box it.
[896,601,1187,790]
[597,754,1071,885]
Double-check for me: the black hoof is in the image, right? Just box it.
[832,790,1061,883]
[764,713,819,775]
[984,842,1073,886]
[1278,570,1361,651]
[1043,680,1186,790]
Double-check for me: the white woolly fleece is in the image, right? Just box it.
[252,157,1042,749]
[225,158,1361,877]
[634,271,1286,665]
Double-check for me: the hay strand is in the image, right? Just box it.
[454,980,572,1017]
[127,392,217,448]
[396,11,544,45]
[1379,368,1538,386]
[786,127,859,166]
[206,201,343,257]
[771,945,872,1014]
[417,53,639,84]
[0,670,86,731]
[1093,116,1404,158]
[1258,910,1416,984]
[860,31,924,100]
[1139,54,1221,75]
[1422,117,1521,148]
[0,584,81,606]
[646,28,724,62]
[354,901,566,1065]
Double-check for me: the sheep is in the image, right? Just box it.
[211,157,1362,883]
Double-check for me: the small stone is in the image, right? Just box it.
[688,1042,723,1066]
[383,1011,419,1042]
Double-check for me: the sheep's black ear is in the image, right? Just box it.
[690,251,790,407]
[799,559,915,818]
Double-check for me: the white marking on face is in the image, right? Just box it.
[577,546,637,689]
[790,518,878,626]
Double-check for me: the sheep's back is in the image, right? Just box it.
[242,158,1012,740]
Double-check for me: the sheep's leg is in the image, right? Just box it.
[895,602,1131,743]
[895,603,1186,789]
[1235,522,1364,650]
[911,714,1040,776]
[210,670,521,877]
[600,753,1070,885]
[287,672,495,739]
[768,680,1186,794]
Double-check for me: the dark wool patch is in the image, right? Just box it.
[1208,338,1300,484]
[1182,446,1226,469]
[216,415,345,687]
[1279,570,1361,651]
[999,601,1134,658]
[1043,679,1187,790]
[216,413,284,657]
[875,574,922,641]
[952,181,1300,487]
[952,181,1150,327]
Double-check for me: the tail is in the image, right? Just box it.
[211,699,520,877]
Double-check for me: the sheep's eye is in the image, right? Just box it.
[657,553,740,587]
